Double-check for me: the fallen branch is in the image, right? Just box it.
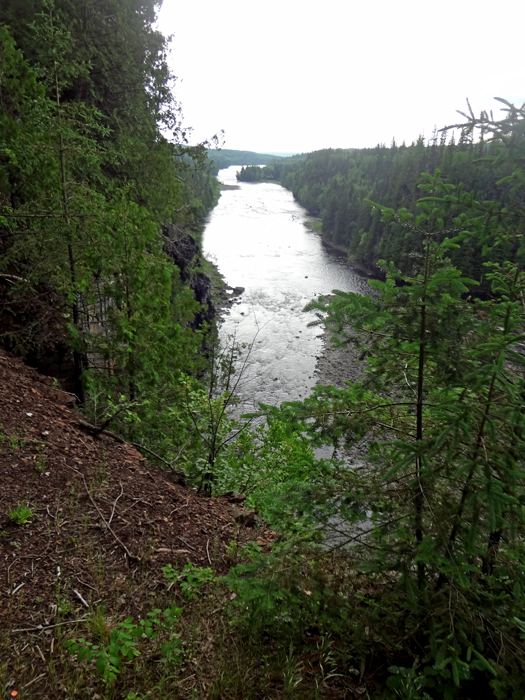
[76,421,185,482]
[131,442,186,483]
[65,465,141,562]
[77,420,126,444]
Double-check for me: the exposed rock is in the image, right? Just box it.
[162,224,216,329]
[223,491,247,504]
[233,508,259,527]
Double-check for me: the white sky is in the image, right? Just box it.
[156,0,524,154]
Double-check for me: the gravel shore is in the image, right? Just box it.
[314,327,365,389]
[313,310,370,463]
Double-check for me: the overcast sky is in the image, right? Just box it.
[156,0,524,154]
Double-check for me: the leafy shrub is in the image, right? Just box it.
[64,605,182,682]
[162,562,215,600]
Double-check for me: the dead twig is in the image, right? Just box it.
[75,578,97,591]
[121,497,153,515]
[206,539,212,565]
[65,465,141,562]
[169,503,188,516]
[0,273,30,283]
[108,483,124,528]
[73,589,89,608]
[13,619,87,633]
[23,673,46,689]
[178,536,197,552]
[6,556,42,585]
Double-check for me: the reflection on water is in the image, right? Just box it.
[202,166,370,412]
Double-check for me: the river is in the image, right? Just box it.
[202,165,370,413]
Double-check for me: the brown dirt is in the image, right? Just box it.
[0,348,274,695]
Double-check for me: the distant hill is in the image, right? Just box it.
[206,149,292,174]
[262,152,297,157]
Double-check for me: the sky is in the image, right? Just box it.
[156,0,525,154]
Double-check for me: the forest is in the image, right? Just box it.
[252,132,525,287]
[207,148,283,175]
[0,0,222,455]
[2,1,525,698]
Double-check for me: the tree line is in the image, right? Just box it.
[208,148,282,175]
[255,129,525,287]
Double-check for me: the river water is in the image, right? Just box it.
[202,165,370,413]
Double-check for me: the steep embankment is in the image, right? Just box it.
[0,349,273,695]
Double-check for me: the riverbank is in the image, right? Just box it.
[314,323,365,389]
[200,256,249,332]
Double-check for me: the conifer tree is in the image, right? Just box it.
[264,110,525,690]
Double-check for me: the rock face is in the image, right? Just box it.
[162,224,216,329]
[0,224,217,392]
[0,273,77,393]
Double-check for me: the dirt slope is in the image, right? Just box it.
[0,348,272,695]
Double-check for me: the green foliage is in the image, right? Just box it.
[9,503,33,525]
[0,3,221,461]
[236,165,267,182]
[64,605,182,682]
[3,11,525,693]
[386,663,432,700]
[230,108,525,695]
[224,546,357,647]
[162,562,215,600]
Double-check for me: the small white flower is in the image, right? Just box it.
[26,412,33,417]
